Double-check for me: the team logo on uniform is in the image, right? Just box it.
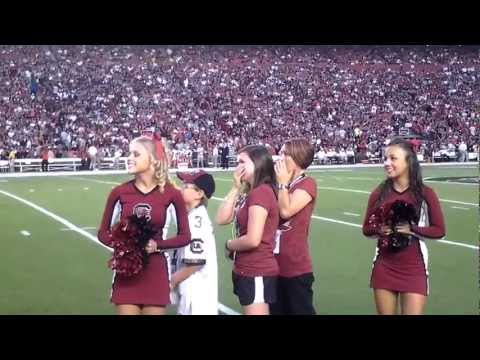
[133,203,153,221]
[190,238,204,254]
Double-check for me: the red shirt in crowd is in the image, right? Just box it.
[41,148,49,161]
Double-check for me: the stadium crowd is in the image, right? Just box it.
[0,45,478,166]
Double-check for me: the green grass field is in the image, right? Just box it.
[0,164,478,315]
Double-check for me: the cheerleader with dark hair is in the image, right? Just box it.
[362,138,446,315]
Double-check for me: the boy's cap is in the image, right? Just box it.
[177,170,215,199]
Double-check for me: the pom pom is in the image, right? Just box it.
[388,200,419,252]
[107,214,157,277]
[368,200,418,252]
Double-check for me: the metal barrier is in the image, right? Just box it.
[1,157,128,173]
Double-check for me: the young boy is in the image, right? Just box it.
[169,170,218,315]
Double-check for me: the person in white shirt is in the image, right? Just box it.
[197,144,205,168]
[168,170,218,315]
[212,145,219,168]
[88,144,98,170]
[326,148,336,164]
[316,148,326,165]
[113,147,123,169]
[339,148,347,164]
[346,147,355,164]
[458,141,468,162]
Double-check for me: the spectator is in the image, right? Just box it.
[212,144,219,168]
[458,140,468,162]
[41,145,49,172]
[196,143,204,168]
[8,149,16,172]
[113,147,123,170]
[316,148,326,165]
[221,142,230,169]
[339,148,348,164]
[88,143,98,170]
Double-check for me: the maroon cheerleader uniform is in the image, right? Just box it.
[362,185,446,296]
[98,181,191,306]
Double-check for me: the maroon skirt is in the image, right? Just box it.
[370,240,429,296]
[111,252,170,306]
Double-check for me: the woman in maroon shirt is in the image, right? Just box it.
[98,135,191,315]
[272,138,317,315]
[362,138,446,315]
[216,145,279,315]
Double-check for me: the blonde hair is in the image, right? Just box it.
[131,136,170,193]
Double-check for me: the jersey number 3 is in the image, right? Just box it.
[194,216,202,228]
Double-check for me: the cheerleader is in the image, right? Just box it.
[362,138,446,315]
[98,134,191,315]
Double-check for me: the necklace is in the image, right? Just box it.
[289,173,306,189]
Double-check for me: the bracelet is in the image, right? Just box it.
[278,183,288,190]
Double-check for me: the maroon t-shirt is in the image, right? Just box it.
[276,176,317,277]
[98,180,191,250]
[234,183,280,277]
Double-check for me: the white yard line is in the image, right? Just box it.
[451,206,470,211]
[315,186,371,195]
[434,240,478,250]
[0,189,240,316]
[60,226,97,231]
[337,177,376,181]
[315,186,478,207]
[311,214,362,228]
[309,174,477,186]
[65,177,121,186]
[321,169,353,172]
[432,198,477,206]
[343,212,361,217]
[217,303,240,315]
[434,166,477,170]
[215,178,479,205]
[424,180,478,186]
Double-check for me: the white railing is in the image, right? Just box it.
[0,152,477,174]
[432,151,478,162]
[0,157,128,173]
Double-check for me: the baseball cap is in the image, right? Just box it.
[176,170,216,199]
